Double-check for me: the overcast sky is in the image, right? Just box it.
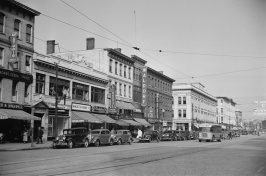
[17,0,266,121]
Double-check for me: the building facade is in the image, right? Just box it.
[0,0,40,141]
[235,109,242,127]
[172,83,217,131]
[217,96,237,128]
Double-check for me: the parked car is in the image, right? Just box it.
[161,130,176,141]
[174,130,186,141]
[113,130,133,145]
[242,130,248,135]
[139,130,160,142]
[189,131,199,140]
[52,127,91,149]
[91,129,114,147]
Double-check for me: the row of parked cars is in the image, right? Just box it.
[52,127,133,149]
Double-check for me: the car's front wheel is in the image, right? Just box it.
[68,140,73,149]
[117,139,122,145]
[84,139,89,148]
[109,139,114,146]
[94,140,100,147]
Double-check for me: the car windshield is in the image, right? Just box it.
[199,127,210,132]
[63,130,73,135]
[164,131,172,134]
[91,131,100,134]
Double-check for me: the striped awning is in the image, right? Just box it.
[120,119,141,126]
[92,114,116,123]
[133,118,151,126]
[0,109,41,120]
[71,111,102,123]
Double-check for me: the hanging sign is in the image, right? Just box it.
[110,84,116,108]
[10,33,18,63]
[141,66,147,106]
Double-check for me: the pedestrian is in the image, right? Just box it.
[36,127,43,144]
[257,131,260,136]
[110,128,115,135]
[136,128,142,140]
[229,131,232,139]
[22,129,28,144]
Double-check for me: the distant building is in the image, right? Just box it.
[172,83,217,131]
[262,120,266,130]
[217,97,237,129]
[235,109,242,127]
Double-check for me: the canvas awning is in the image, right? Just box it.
[120,119,141,126]
[133,118,151,126]
[71,111,102,123]
[92,114,116,123]
[116,101,136,110]
[0,109,41,120]
[116,120,129,126]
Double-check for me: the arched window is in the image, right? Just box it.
[0,13,5,33]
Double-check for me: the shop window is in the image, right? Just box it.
[49,76,70,98]
[91,86,105,104]
[0,13,5,33]
[0,47,3,66]
[12,81,18,102]
[72,82,89,101]
[26,24,33,43]
[35,73,45,94]
[183,97,186,104]
[25,55,31,72]
[14,19,21,39]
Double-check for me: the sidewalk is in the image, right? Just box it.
[0,141,53,151]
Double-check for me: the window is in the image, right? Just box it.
[0,13,5,33]
[115,62,118,74]
[91,86,105,104]
[138,68,141,81]
[135,68,139,81]
[25,55,31,72]
[183,109,186,118]
[178,109,182,118]
[124,85,126,97]
[119,83,122,95]
[221,116,223,123]
[178,97,181,104]
[221,99,223,104]
[12,81,18,102]
[221,108,223,114]
[24,83,30,98]
[128,67,131,79]
[0,79,2,101]
[35,73,45,94]
[115,82,117,95]
[14,19,21,38]
[49,77,70,97]
[0,47,3,66]
[120,64,122,76]
[183,97,186,104]
[26,24,33,43]
[129,86,131,98]
[133,68,135,79]
[124,65,127,78]
[109,59,113,73]
[72,82,89,101]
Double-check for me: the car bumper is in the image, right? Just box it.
[52,141,68,147]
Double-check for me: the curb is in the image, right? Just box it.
[0,145,53,151]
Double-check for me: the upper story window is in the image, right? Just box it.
[128,67,131,79]
[138,68,141,81]
[115,62,118,74]
[129,86,131,98]
[49,76,70,97]
[119,64,122,76]
[183,109,186,118]
[0,79,2,101]
[178,97,181,104]
[135,68,139,81]
[221,108,223,114]
[72,82,89,101]
[12,81,18,102]
[26,24,33,43]
[0,13,5,33]
[119,83,122,96]
[221,99,223,104]
[24,83,30,102]
[115,82,117,95]
[91,86,105,104]
[25,55,31,72]
[14,19,21,39]
[133,67,135,79]
[178,109,182,118]
[109,59,113,73]
[183,97,186,104]
[124,84,126,97]
[35,73,45,94]
[124,65,127,78]
[0,47,3,66]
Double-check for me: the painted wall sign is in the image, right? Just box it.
[141,66,147,106]
[0,102,23,109]
[0,68,33,83]
[92,106,107,113]
[71,103,91,112]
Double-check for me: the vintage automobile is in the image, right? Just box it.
[139,130,160,143]
[161,130,176,141]
[189,131,199,140]
[174,130,187,141]
[90,129,114,147]
[242,130,248,135]
[52,127,91,149]
[112,130,133,145]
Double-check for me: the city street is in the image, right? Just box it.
[0,134,265,176]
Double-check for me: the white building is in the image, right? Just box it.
[216,97,237,128]
[172,83,217,131]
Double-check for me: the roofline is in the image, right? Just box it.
[131,55,147,64]
[217,96,236,105]
[104,48,135,63]
[172,88,217,102]
[147,67,175,82]
[5,0,41,16]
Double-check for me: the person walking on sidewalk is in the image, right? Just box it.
[22,129,28,144]
[36,127,44,144]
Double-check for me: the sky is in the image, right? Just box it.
[16,0,266,121]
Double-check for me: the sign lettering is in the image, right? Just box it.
[141,66,148,107]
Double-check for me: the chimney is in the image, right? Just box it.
[86,38,95,50]
[114,48,121,53]
[47,40,55,54]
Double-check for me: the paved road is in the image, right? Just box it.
[0,134,265,176]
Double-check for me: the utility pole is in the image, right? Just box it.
[192,103,194,131]
[55,62,58,137]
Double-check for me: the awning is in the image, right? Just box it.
[131,102,142,112]
[133,118,151,126]
[71,111,102,123]
[116,101,136,110]
[116,120,129,126]
[92,114,116,123]
[121,119,141,126]
[0,109,41,120]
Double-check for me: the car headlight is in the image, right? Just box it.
[56,137,59,140]
[63,136,66,140]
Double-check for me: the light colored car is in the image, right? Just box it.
[113,130,133,145]
[91,129,114,147]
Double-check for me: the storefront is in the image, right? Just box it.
[91,105,116,130]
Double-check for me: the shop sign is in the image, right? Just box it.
[110,84,116,108]
[10,33,18,62]
[71,103,91,112]
[108,108,117,114]
[0,102,23,109]
[47,103,70,109]
[0,68,33,83]
[92,106,107,113]
[134,109,142,113]
[141,66,147,107]
[163,121,167,127]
